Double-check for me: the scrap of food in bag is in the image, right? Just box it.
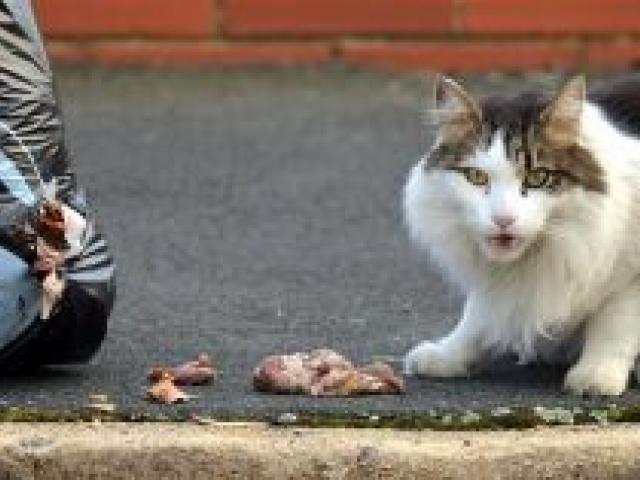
[34,200,67,251]
[147,371,192,404]
[148,353,217,386]
[26,199,87,319]
[7,201,67,320]
[253,349,405,396]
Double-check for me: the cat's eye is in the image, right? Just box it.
[523,168,559,189]
[461,167,489,187]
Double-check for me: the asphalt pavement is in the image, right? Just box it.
[1,67,637,418]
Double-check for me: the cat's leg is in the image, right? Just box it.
[404,293,486,377]
[564,280,640,396]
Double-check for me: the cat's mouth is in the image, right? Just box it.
[488,233,519,250]
[483,233,526,262]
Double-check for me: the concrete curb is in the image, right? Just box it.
[1,423,639,479]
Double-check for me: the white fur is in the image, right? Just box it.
[404,102,640,395]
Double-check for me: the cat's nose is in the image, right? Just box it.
[492,215,515,229]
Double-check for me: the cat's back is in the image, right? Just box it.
[589,76,640,137]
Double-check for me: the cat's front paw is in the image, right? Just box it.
[564,360,630,396]
[404,341,469,378]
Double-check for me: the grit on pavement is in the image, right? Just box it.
[1,67,637,417]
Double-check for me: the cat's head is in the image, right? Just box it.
[423,75,606,263]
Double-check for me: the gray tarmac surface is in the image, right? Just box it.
[1,68,637,417]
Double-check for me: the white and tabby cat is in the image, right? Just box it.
[403,75,640,395]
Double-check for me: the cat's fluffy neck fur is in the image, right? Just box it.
[404,101,640,360]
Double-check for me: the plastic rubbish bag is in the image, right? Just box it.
[0,0,114,357]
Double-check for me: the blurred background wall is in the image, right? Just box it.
[34,0,640,72]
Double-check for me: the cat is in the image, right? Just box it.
[403,74,640,396]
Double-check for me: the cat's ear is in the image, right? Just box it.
[432,75,481,126]
[431,75,481,142]
[540,75,586,146]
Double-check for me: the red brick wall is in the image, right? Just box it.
[34,0,640,72]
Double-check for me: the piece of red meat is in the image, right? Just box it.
[147,372,192,404]
[148,353,216,386]
[253,349,404,396]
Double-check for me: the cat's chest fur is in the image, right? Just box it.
[476,138,640,359]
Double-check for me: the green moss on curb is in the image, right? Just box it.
[273,408,538,431]
[0,406,153,423]
[270,403,633,430]
[0,403,638,431]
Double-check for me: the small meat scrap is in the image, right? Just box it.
[147,372,192,404]
[253,349,404,396]
[37,241,65,320]
[148,353,216,386]
[27,200,88,320]
[34,201,67,250]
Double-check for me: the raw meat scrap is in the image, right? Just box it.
[32,202,67,320]
[26,200,88,319]
[34,201,67,250]
[147,372,192,404]
[148,353,216,386]
[253,349,404,396]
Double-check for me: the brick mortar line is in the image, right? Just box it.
[42,34,640,46]
[43,38,640,70]
[45,32,640,43]
[45,40,334,48]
